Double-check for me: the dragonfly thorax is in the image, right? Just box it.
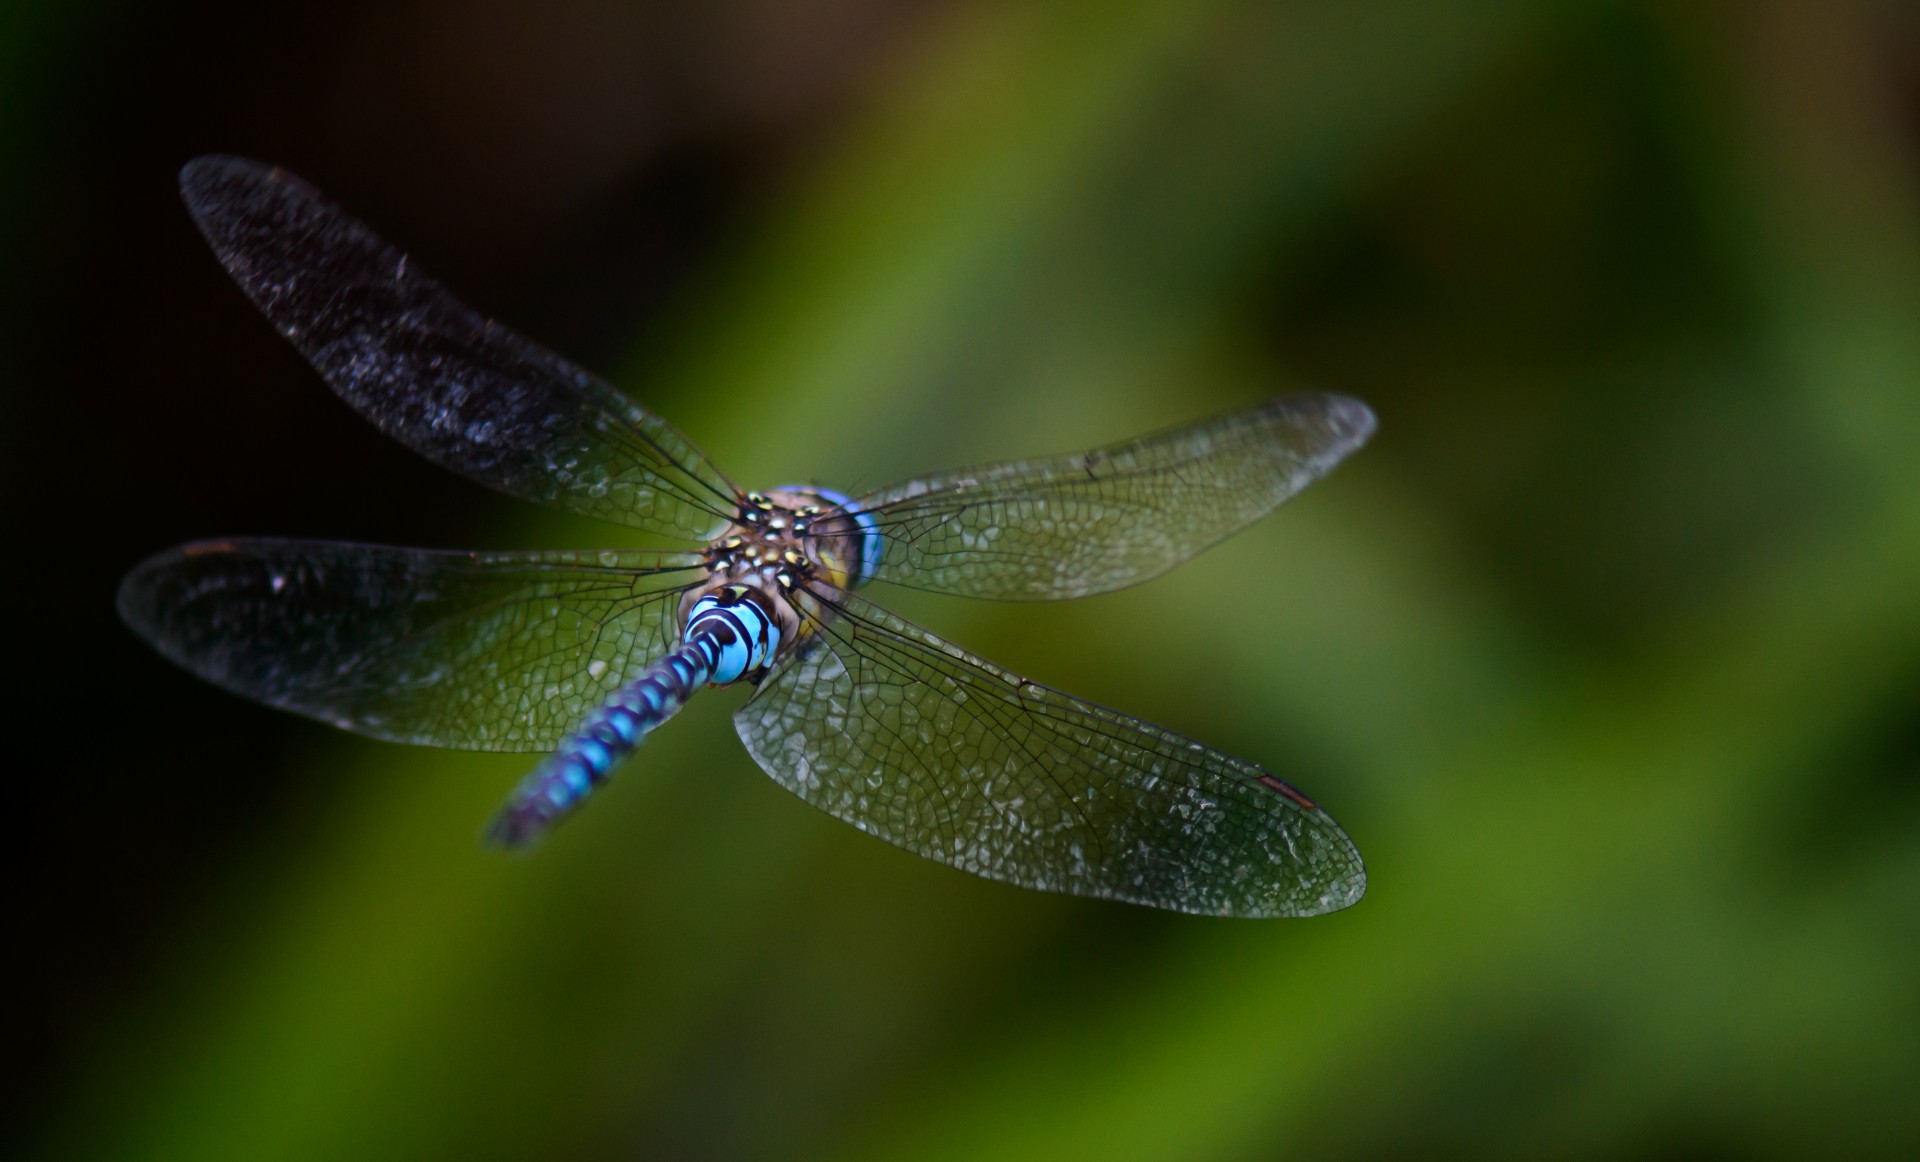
[682,486,878,681]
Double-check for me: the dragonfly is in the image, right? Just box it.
[120,156,1375,918]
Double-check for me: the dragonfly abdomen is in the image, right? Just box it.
[484,588,782,847]
[684,587,782,685]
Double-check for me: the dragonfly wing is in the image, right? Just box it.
[120,539,705,751]
[841,394,1373,600]
[181,156,739,541]
[734,589,1365,917]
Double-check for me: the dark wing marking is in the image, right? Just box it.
[182,156,739,541]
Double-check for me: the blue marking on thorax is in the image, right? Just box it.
[795,485,884,588]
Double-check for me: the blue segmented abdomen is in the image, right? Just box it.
[685,589,780,684]
[788,485,883,589]
[484,588,782,847]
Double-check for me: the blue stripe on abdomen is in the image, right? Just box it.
[484,640,715,847]
[485,588,785,848]
[686,592,780,684]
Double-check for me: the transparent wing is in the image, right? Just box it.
[181,156,740,542]
[119,539,705,751]
[734,588,1365,917]
[837,394,1374,600]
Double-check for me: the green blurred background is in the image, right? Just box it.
[6,0,1919,1157]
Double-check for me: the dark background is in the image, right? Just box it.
[6,1,1919,1158]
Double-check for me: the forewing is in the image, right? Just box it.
[843,394,1374,600]
[734,589,1365,917]
[181,156,739,541]
[119,539,705,750]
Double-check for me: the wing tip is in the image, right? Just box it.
[1247,857,1366,919]
[115,555,162,641]
[117,539,254,649]
[178,155,321,266]
[1262,391,1377,463]
[180,152,245,192]
[1316,392,1378,452]
[179,154,271,213]
[1313,868,1369,915]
